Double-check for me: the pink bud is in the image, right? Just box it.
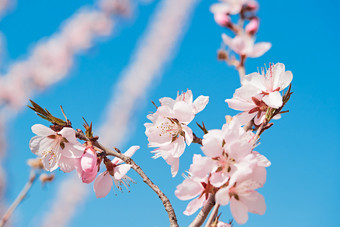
[80,146,96,173]
[245,18,259,35]
[214,13,231,28]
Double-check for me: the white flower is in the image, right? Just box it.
[145,90,209,177]
[29,124,84,171]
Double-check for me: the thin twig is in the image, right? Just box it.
[76,131,178,227]
[204,203,220,227]
[189,195,215,227]
[192,133,203,145]
[0,170,37,227]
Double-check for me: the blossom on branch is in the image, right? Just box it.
[93,146,139,198]
[222,33,271,59]
[215,166,267,224]
[76,143,99,184]
[145,90,209,177]
[29,124,83,172]
[226,63,293,125]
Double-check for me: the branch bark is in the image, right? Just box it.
[189,195,215,227]
[0,170,37,227]
[82,135,178,227]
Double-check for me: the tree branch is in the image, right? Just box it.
[189,195,215,227]
[94,141,178,226]
[204,203,220,227]
[0,170,37,227]
[76,131,178,227]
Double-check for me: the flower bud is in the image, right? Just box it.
[214,13,232,28]
[27,158,44,169]
[217,50,228,61]
[39,173,54,183]
[245,18,259,36]
[80,146,96,173]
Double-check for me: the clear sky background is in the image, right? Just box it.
[1,0,339,226]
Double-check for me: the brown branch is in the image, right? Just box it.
[192,133,203,145]
[204,203,220,227]
[94,141,178,226]
[189,195,215,227]
[0,170,37,227]
[75,131,178,227]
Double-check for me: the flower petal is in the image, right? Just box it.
[262,91,283,108]
[230,197,249,224]
[31,124,54,136]
[94,172,113,198]
[183,196,206,216]
[193,95,209,114]
[215,187,230,206]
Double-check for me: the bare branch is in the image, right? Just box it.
[0,170,37,227]
[189,195,215,227]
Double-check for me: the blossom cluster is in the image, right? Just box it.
[29,123,138,198]
[211,0,271,67]
[145,90,209,177]
[143,62,292,224]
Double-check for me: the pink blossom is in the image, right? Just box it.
[93,146,139,198]
[226,63,292,125]
[76,145,98,184]
[201,118,257,187]
[245,17,259,35]
[29,124,83,172]
[222,33,271,58]
[175,175,213,216]
[241,63,293,108]
[145,90,209,177]
[215,166,267,224]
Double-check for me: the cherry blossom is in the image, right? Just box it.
[222,33,271,58]
[215,166,267,224]
[29,124,84,172]
[145,90,209,177]
[241,63,293,108]
[175,175,214,216]
[93,146,139,198]
[226,63,292,125]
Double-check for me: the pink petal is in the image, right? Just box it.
[173,101,195,124]
[262,91,283,108]
[159,97,175,108]
[114,164,131,180]
[210,172,229,188]
[183,196,206,216]
[221,33,233,47]
[241,191,266,215]
[29,136,43,155]
[193,95,209,114]
[115,145,139,165]
[62,143,84,158]
[175,178,203,200]
[247,42,271,58]
[230,197,249,224]
[215,187,230,206]
[94,172,113,198]
[182,125,193,145]
[201,130,223,157]
[31,124,54,136]
[58,156,77,173]
[171,136,186,158]
[170,157,180,177]
[59,127,78,144]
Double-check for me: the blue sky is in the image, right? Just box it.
[1,0,339,226]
